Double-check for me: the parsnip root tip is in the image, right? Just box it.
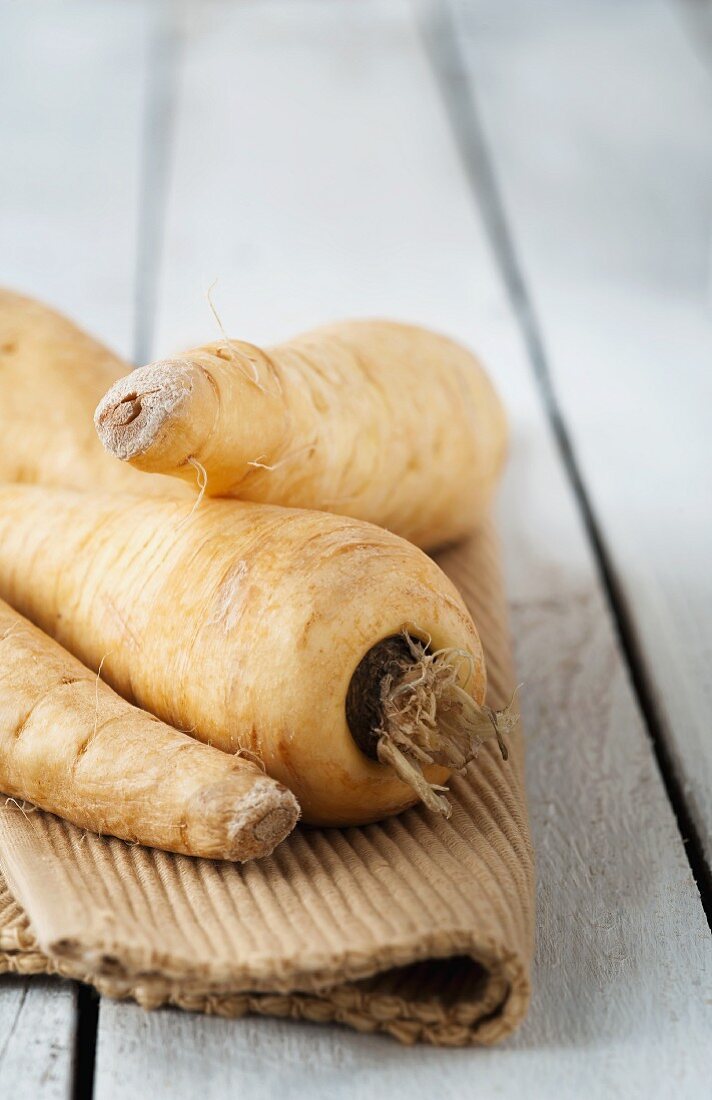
[94,360,215,470]
[226,778,300,860]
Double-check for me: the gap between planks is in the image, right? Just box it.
[72,984,99,1100]
[417,0,712,926]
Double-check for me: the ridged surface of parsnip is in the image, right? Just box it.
[95,321,507,549]
[0,488,486,825]
[0,599,298,859]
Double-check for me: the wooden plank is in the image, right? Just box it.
[93,0,712,1094]
[97,1006,498,1100]
[0,978,76,1098]
[0,1,160,1093]
[447,0,712,871]
[0,0,156,358]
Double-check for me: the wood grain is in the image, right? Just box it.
[448,0,712,872]
[93,1,712,1095]
[0,978,76,1099]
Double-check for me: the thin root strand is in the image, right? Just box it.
[206,281,266,393]
[176,457,208,528]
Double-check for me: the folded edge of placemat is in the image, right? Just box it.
[0,522,535,1046]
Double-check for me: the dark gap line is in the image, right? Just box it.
[71,984,99,1100]
[0,983,28,1069]
[418,0,712,926]
[132,0,181,365]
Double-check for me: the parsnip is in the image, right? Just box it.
[0,600,298,859]
[0,289,183,496]
[0,487,511,825]
[94,321,507,549]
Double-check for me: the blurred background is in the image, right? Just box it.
[1,0,711,1091]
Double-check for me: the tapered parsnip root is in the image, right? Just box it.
[0,601,298,859]
[346,634,516,817]
[0,487,495,826]
[94,321,508,549]
[0,290,186,496]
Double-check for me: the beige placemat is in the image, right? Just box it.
[0,524,534,1046]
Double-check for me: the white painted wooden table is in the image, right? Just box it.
[1,0,711,1095]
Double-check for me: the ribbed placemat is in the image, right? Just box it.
[0,523,534,1046]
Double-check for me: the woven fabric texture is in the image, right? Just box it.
[0,523,534,1046]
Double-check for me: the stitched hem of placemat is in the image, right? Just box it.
[1,904,530,1047]
[0,948,530,1047]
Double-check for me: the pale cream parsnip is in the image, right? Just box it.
[94,321,507,549]
[0,488,509,825]
[0,600,298,859]
[0,290,185,496]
